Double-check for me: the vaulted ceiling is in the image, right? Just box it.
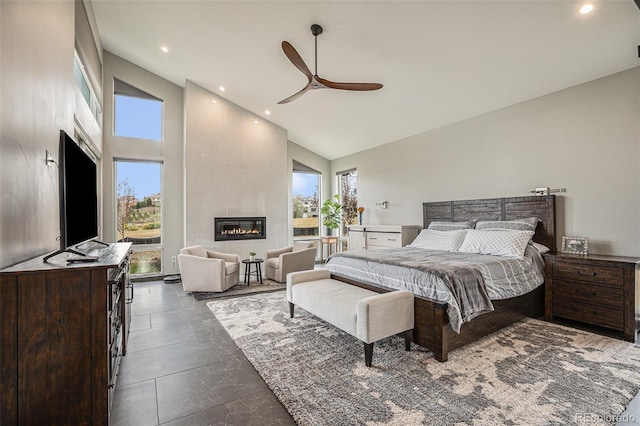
[92,1,640,160]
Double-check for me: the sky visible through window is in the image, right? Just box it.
[116,161,161,199]
[293,173,317,197]
[115,95,162,140]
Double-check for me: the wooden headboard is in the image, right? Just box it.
[423,195,556,253]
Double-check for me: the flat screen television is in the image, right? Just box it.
[44,130,99,262]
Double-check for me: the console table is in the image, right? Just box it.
[347,224,420,251]
[0,243,132,425]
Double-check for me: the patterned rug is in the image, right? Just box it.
[208,292,640,425]
[191,279,284,301]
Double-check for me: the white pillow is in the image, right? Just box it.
[529,241,550,255]
[408,229,467,251]
[458,229,535,259]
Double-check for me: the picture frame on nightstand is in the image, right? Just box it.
[560,236,589,255]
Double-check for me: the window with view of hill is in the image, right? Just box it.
[115,160,162,276]
[292,161,321,241]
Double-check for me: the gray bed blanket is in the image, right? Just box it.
[329,248,494,323]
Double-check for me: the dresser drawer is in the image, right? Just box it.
[552,280,624,308]
[552,297,623,331]
[366,232,402,248]
[552,261,623,286]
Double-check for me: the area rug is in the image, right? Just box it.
[208,292,640,425]
[191,279,284,301]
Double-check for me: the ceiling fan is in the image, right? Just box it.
[278,24,383,104]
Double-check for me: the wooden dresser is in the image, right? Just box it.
[347,224,420,251]
[0,242,132,425]
[544,253,639,341]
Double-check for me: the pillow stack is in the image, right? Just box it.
[409,217,544,259]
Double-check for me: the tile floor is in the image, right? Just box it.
[112,278,640,425]
[110,279,295,425]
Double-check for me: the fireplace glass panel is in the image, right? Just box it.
[214,217,266,241]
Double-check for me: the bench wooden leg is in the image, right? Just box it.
[289,302,294,318]
[364,342,374,367]
[402,330,412,351]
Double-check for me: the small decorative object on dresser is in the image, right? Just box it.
[561,236,589,255]
[544,253,640,342]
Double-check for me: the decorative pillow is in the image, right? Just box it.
[458,229,535,258]
[529,241,551,255]
[427,220,476,231]
[408,229,467,251]
[475,217,540,232]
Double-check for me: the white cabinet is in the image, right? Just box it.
[347,225,420,251]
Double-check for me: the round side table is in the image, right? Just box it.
[242,258,264,285]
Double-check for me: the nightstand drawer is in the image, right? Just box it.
[552,261,623,286]
[552,280,624,308]
[366,232,401,248]
[552,297,623,331]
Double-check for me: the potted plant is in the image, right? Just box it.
[320,194,342,236]
[249,251,256,261]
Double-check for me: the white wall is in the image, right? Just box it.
[102,52,184,272]
[332,67,640,257]
[184,81,289,259]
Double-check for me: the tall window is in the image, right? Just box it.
[113,78,163,140]
[339,169,358,241]
[115,160,163,276]
[292,161,321,240]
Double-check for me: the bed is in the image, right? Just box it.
[325,195,556,362]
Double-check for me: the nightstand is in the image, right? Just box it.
[544,253,639,342]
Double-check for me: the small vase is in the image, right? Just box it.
[250,255,255,261]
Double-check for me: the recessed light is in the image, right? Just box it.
[160,45,169,53]
[219,86,225,92]
[254,120,259,124]
[212,99,217,104]
[265,110,271,115]
[579,4,593,14]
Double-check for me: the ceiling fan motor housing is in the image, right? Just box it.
[311,24,323,36]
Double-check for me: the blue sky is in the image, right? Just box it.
[292,173,318,198]
[114,95,163,140]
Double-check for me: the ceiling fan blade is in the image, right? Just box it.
[317,77,383,91]
[277,84,312,104]
[282,41,313,82]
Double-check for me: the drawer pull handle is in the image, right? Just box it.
[576,269,597,277]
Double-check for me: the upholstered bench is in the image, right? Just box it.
[286,269,414,367]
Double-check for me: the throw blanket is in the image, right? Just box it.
[330,248,494,323]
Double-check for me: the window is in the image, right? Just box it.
[74,51,102,124]
[115,160,163,276]
[113,78,163,140]
[292,161,321,240]
[338,169,358,246]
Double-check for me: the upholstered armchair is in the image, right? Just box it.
[178,245,240,292]
[265,242,317,283]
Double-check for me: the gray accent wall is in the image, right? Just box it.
[0,0,102,268]
[102,52,184,272]
[184,81,288,260]
[331,67,640,257]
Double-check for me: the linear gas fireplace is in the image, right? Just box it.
[214,217,266,241]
